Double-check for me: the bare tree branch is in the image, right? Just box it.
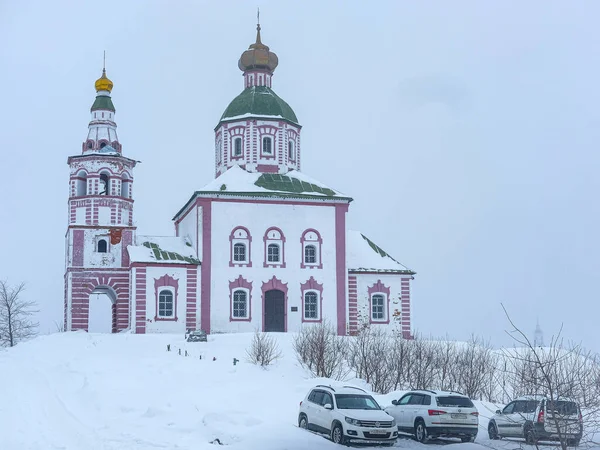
[0,280,39,347]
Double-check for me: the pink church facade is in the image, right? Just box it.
[64,24,415,337]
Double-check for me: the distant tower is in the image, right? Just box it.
[214,20,302,177]
[64,64,137,333]
[534,319,544,347]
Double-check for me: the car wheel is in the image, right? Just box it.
[298,414,308,430]
[331,423,346,445]
[414,420,428,443]
[488,422,500,440]
[524,425,537,445]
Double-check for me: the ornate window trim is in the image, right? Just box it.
[300,228,323,269]
[229,127,245,160]
[229,275,252,322]
[368,280,391,324]
[229,226,252,267]
[263,227,286,268]
[301,276,323,323]
[154,274,179,321]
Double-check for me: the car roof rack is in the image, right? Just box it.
[447,390,465,396]
[342,385,367,393]
[315,384,335,392]
[416,389,437,395]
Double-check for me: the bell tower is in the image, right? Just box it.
[64,64,137,332]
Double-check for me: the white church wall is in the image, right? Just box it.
[143,265,189,334]
[208,200,340,333]
[177,204,199,257]
[353,273,408,333]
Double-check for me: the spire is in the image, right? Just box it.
[95,51,114,93]
[534,318,544,347]
[238,14,278,74]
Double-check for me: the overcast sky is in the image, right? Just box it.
[1,0,598,351]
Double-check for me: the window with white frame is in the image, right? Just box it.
[267,243,280,262]
[304,291,319,320]
[232,289,248,319]
[158,289,174,318]
[234,137,242,156]
[262,136,272,155]
[304,245,317,264]
[371,294,386,321]
[233,242,246,262]
[263,227,285,267]
[300,229,322,268]
[230,226,251,266]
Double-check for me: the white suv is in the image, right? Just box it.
[298,384,398,446]
[384,390,479,443]
[488,395,582,446]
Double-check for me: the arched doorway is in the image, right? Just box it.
[264,289,285,332]
[88,285,117,333]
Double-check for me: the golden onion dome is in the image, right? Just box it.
[95,69,113,92]
[238,24,278,72]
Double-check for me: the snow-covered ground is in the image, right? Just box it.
[0,332,585,449]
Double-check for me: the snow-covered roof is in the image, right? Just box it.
[128,235,200,265]
[201,165,348,197]
[347,230,414,274]
[174,166,352,219]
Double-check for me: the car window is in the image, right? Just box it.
[422,395,431,405]
[310,390,324,405]
[398,394,412,405]
[436,396,474,408]
[409,394,424,405]
[322,392,333,407]
[546,400,579,416]
[503,402,515,414]
[335,394,381,410]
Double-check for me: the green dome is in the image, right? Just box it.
[219,86,298,125]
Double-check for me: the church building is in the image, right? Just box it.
[64,23,415,337]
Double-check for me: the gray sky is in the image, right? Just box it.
[1,0,598,351]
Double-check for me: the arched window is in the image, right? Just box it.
[100,141,106,148]
[87,141,93,149]
[288,140,294,160]
[301,277,323,323]
[304,291,318,320]
[262,136,272,155]
[368,280,390,324]
[234,137,242,157]
[233,242,246,262]
[99,173,109,195]
[300,229,322,268]
[75,171,87,196]
[121,175,130,198]
[267,243,280,262]
[232,290,248,319]
[158,289,174,318]
[263,227,285,267]
[97,239,108,253]
[304,245,317,264]
[229,226,252,267]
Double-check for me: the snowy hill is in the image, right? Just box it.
[0,332,574,450]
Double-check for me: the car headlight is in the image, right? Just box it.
[391,419,396,427]
[345,417,360,426]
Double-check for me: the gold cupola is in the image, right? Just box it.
[95,68,114,93]
[238,23,279,72]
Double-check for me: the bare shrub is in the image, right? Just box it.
[246,329,282,367]
[347,325,395,393]
[0,280,38,347]
[292,320,349,379]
